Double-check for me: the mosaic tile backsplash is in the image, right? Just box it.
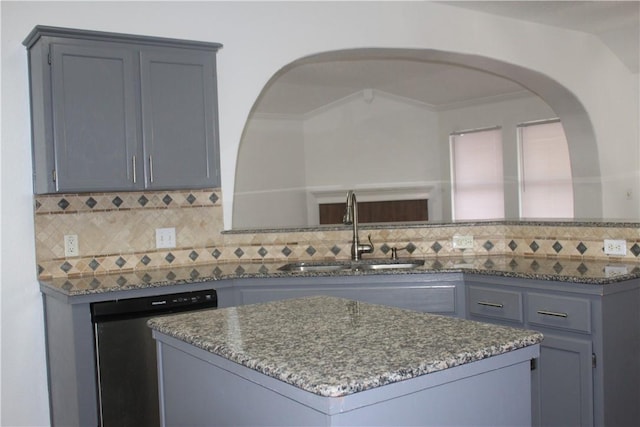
[34,188,640,279]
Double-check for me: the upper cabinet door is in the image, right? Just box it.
[139,49,220,189]
[50,43,140,192]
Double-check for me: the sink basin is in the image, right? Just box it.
[278,259,425,272]
[356,260,425,270]
[277,262,351,272]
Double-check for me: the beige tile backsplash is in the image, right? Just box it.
[34,188,640,279]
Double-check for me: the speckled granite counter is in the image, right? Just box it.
[39,255,640,297]
[149,295,542,425]
[148,295,542,397]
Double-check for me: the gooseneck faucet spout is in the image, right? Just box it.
[343,191,374,261]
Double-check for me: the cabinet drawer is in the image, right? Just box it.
[468,286,523,323]
[527,293,591,333]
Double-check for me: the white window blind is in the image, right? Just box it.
[450,127,504,220]
[518,120,573,218]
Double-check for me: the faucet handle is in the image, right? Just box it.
[359,234,374,255]
[390,245,409,260]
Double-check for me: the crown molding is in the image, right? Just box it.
[251,89,536,121]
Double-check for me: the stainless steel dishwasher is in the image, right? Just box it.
[91,289,217,427]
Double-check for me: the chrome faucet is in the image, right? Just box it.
[343,190,374,261]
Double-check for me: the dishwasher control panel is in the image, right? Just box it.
[91,289,218,322]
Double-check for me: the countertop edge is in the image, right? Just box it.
[148,296,544,397]
[39,259,640,299]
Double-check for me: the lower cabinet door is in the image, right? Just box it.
[532,334,594,427]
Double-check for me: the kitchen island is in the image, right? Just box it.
[149,295,542,426]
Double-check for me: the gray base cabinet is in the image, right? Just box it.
[24,26,222,193]
[465,274,640,427]
[154,331,537,427]
[234,273,465,317]
[42,294,98,427]
[40,272,639,426]
[533,334,593,427]
[40,282,233,427]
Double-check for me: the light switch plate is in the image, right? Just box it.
[156,227,176,249]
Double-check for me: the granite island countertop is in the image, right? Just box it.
[147,295,543,397]
[39,255,640,298]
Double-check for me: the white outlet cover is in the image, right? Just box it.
[603,239,627,255]
[603,239,627,256]
[156,227,176,249]
[453,235,474,249]
[64,234,79,257]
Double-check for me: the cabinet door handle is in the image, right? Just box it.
[477,301,504,308]
[537,309,568,318]
[149,156,154,183]
[132,156,136,184]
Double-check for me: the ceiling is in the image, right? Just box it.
[253,1,639,116]
[443,0,639,72]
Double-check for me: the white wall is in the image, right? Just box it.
[303,91,442,222]
[1,2,638,425]
[304,91,439,185]
[239,91,441,227]
[233,116,307,228]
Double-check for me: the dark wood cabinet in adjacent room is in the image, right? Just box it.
[319,199,428,224]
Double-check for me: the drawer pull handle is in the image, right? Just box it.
[537,310,568,318]
[477,301,504,308]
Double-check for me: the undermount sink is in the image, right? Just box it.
[359,260,425,270]
[278,259,425,272]
[277,262,351,272]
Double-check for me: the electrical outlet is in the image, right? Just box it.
[603,239,627,256]
[156,227,176,249]
[453,235,474,249]
[64,234,79,257]
[604,265,628,277]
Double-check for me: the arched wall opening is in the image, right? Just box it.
[233,48,602,228]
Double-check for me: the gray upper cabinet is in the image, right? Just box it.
[139,49,219,189]
[49,42,139,191]
[24,26,222,193]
